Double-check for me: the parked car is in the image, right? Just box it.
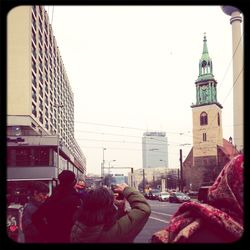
[169,192,191,203]
[158,192,170,202]
[147,189,160,200]
[7,204,24,242]
[187,190,198,198]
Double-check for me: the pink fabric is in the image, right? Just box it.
[151,154,244,243]
[74,184,85,189]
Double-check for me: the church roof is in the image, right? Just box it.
[217,139,239,159]
[183,138,239,167]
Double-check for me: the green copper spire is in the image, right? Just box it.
[201,33,209,59]
[193,33,221,108]
[197,33,214,81]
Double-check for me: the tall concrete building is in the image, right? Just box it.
[183,34,238,191]
[7,6,86,183]
[142,131,168,169]
[222,6,244,152]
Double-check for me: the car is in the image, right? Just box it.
[147,189,160,200]
[187,190,198,198]
[158,192,170,202]
[169,192,191,203]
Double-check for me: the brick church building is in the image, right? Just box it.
[183,34,238,191]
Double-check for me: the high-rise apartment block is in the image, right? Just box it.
[142,132,168,169]
[7,6,86,185]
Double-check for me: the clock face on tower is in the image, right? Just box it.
[201,85,208,102]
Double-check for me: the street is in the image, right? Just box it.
[134,199,181,243]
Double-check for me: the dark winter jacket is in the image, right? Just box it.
[22,198,44,242]
[32,186,82,243]
[70,187,151,243]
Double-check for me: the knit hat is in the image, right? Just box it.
[58,170,76,186]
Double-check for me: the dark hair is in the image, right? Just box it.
[77,187,117,229]
[31,181,49,194]
[58,170,76,186]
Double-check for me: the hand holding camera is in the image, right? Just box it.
[111,183,128,200]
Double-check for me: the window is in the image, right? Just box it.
[32,29,37,45]
[15,148,31,166]
[45,107,48,118]
[39,71,43,85]
[200,112,208,125]
[32,58,37,73]
[45,119,49,130]
[32,103,37,117]
[203,133,207,141]
[39,111,43,123]
[32,44,36,59]
[45,94,48,105]
[32,5,37,16]
[38,29,43,44]
[39,45,43,60]
[45,82,48,93]
[32,13,36,30]
[39,85,43,98]
[32,72,37,87]
[39,98,43,110]
[32,88,37,102]
[218,113,220,126]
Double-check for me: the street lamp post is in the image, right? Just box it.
[179,149,183,192]
[55,104,63,179]
[101,147,106,179]
[108,160,116,175]
[142,168,145,192]
[160,159,167,190]
[179,143,191,192]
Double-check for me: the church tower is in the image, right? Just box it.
[191,34,223,162]
[183,34,238,191]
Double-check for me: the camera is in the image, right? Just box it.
[111,184,124,200]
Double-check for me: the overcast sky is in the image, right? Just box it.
[44,5,241,176]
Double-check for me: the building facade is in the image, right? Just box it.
[129,167,179,191]
[142,131,168,169]
[7,5,86,195]
[222,6,244,152]
[183,35,238,191]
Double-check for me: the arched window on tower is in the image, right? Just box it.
[200,112,208,125]
[218,112,220,126]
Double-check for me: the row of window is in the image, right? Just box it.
[7,147,52,166]
[7,146,84,175]
[30,6,82,163]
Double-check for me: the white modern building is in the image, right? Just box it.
[142,131,168,169]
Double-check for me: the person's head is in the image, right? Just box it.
[77,187,117,228]
[31,181,49,203]
[58,170,77,187]
[78,179,85,187]
[74,179,86,193]
[207,154,244,224]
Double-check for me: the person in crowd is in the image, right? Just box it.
[151,154,244,243]
[70,183,151,243]
[74,178,86,194]
[22,181,49,243]
[32,170,82,243]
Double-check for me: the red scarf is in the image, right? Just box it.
[152,154,244,243]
